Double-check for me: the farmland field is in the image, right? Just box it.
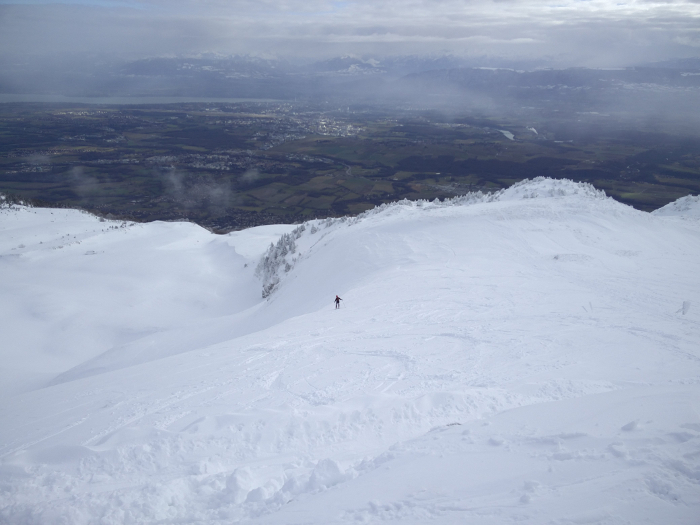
[1,101,698,231]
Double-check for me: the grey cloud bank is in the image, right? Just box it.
[1,0,699,127]
[1,0,699,66]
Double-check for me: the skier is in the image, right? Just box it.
[334,295,343,309]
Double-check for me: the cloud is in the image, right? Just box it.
[161,169,236,210]
[239,169,259,184]
[162,170,185,198]
[0,0,699,66]
[324,34,540,46]
[69,166,99,198]
[675,34,700,47]
[27,153,50,165]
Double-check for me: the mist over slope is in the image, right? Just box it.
[0,178,699,524]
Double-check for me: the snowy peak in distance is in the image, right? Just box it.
[121,55,290,78]
[307,56,386,75]
[638,57,700,70]
[305,54,481,76]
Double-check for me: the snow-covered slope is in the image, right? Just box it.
[1,179,699,524]
[653,193,700,218]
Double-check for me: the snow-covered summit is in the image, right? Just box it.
[256,178,624,298]
[652,193,700,218]
[1,181,699,524]
[494,176,609,201]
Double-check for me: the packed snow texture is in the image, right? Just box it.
[1,178,699,524]
[653,193,700,218]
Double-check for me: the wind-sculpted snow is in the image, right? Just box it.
[653,193,700,218]
[1,179,699,524]
[256,178,614,298]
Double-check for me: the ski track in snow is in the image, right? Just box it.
[0,178,699,524]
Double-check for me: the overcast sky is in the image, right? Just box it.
[1,0,699,67]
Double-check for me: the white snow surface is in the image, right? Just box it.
[1,178,699,524]
[653,194,700,218]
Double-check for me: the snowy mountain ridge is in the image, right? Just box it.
[1,178,699,524]
[257,177,614,297]
[653,193,700,218]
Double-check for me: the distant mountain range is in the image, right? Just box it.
[1,54,698,115]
